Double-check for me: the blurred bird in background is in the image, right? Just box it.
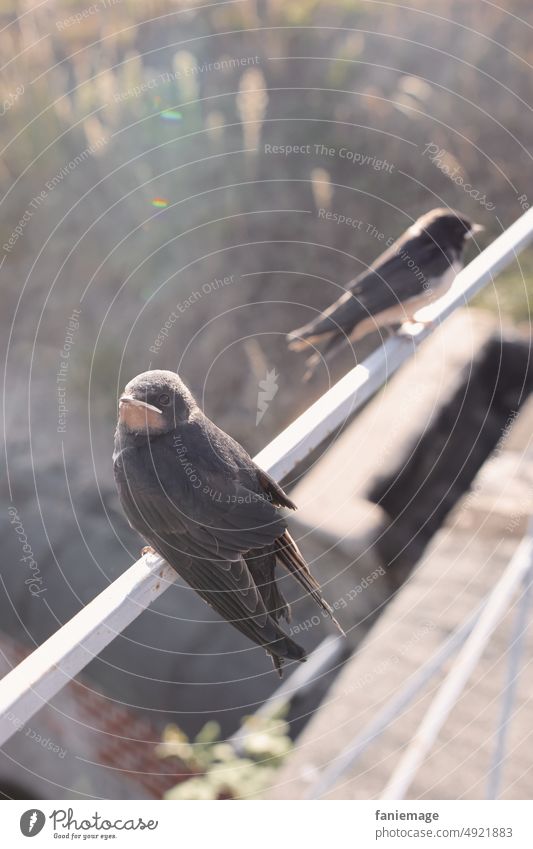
[113,370,342,675]
[287,208,483,375]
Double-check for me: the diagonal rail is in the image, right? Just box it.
[486,562,533,799]
[307,600,487,799]
[1,208,533,748]
[381,520,533,800]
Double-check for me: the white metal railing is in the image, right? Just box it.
[308,523,533,800]
[308,603,488,799]
[381,521,533,800]
[1,208,533,749]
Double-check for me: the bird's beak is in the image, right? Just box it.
[466,223,484,239]
[119,395,162,414]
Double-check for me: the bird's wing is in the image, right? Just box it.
[119,468,287,563]
[119,480,304,660]
[349,232,451,307]
[288,232,452,343]
[175,553,302,656]
[244,545,291,623]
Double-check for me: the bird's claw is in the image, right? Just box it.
[397,317,435,339]
[270,653,285,677]
[141,545,156,557]
[415,317,436,331]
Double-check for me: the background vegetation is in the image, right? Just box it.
[2,0,531,452]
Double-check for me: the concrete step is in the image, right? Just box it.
[266,395,533,799]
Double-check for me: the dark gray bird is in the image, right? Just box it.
[113,370,341,674]
[287,208,482,373]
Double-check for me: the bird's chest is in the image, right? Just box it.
[424,259,462,301]
[400,258,462,315]
[114,435,221,509]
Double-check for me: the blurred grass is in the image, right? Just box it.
[473,248,533,323]
[1,0,531,447]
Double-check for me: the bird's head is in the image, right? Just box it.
[118,370,196,435]
[413,208,484,255]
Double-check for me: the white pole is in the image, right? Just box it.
[381,521,533,800]
[486,564,533,799]
[309,600,486,799]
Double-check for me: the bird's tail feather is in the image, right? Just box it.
[303,334,350,381]
[245,546,292,623]
[287,336,307,352]
[163,550,306,672]
[275,531,345,635]
[286,327,326,351]
[269,646,306,677]
[268,633,307,663]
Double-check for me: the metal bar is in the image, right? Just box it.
[0,554,176,746]
[308,599,486,799]
[486,563,533,799]
[381,520,533,800]
[1,209,533,748]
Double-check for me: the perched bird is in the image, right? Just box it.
[287,208,483,373]
[113,370,341,674]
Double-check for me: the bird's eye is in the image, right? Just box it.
[158,393,171,406]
